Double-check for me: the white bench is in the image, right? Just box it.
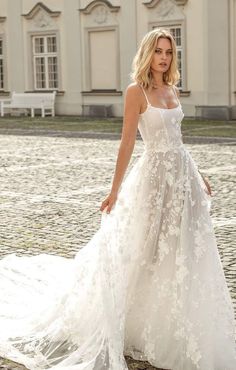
[0,91,56,117]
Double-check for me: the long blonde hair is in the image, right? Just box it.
[131,29,180,88]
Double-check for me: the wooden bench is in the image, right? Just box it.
[0,91,56,117]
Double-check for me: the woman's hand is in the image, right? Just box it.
[198,170,212,196]
[100,192,118,214]
[202,176,212,196]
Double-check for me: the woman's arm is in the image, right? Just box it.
[100,84,142,213]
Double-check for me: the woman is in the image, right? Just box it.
[0,29,235,370]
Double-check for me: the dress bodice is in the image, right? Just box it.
[138,87,185,153]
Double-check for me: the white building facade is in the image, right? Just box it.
[0,0,235,119]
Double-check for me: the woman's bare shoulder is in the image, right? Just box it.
[126,82,141,95]
[125,82,143,99]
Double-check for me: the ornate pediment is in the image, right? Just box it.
[143,0,185,21]
[22,2,61,20]
[143,0,188,7]
[22,2,61,29]
[79,0,120,14]
[79,0,120,26]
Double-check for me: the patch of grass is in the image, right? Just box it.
[0,116,235,138]
[0,116,123,133]
[181,119,236,137]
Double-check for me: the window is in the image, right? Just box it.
[169,27,183,89]
[153,25,185,89]
[0,38,4,90]
[32,35,58,90]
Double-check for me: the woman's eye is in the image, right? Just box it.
[155,49,161,54]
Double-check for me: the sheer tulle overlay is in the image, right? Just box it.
[0,89,235,370]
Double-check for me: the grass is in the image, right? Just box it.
[0,115,235,138]
[0,116,123,133]
[181,119,236,138]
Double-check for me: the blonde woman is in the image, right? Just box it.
[0,29,235,370]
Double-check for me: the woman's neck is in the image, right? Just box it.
[151,71,165,88]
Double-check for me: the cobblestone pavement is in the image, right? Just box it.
[0,135,235,370]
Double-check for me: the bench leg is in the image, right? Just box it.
[41,108,45,118]
[31,108,34,118]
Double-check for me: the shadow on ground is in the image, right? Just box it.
[0,357,166,369]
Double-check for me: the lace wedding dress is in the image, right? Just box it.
[0,86,235,370]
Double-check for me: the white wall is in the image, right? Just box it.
[0,0,234,118]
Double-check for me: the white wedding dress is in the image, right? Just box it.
[0,87,235,370]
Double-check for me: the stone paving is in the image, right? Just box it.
[0,134,235,370]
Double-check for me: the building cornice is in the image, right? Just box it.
[22,2,61,19]
[82,90,122,96]
[79,0,120,14]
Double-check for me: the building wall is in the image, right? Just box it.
[0,0,235,119]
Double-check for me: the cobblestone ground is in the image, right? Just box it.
[0,135,235,370]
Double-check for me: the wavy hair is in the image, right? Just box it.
[131,28,180,88]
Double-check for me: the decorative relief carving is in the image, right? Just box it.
[93,5,108,24]
[80,1,119,27]
[143,0,188,7]
[79,0,120,14]
[157,0,176,19]
[34,12,53,28]
[144,0,185,22]
[22,3,60,31]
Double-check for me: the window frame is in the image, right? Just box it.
[84,26,120,92]
[0,35,5,90]
[151,22,186,91]
[32,34,59,91]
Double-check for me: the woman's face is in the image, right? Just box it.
[150,37,173,74]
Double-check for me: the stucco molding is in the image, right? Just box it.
[143,0,162,8]
[175,0,188,5]
[143,0,188,7]
[79,0,120,14]
[0,17,6,34]
[146,0,185,22]
[22,2,61,19]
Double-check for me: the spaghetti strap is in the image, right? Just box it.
[172,85,180,103]
[140,85,151,106]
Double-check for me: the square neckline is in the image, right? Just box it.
[149,102,181,110]
[139,84,181,115]
[140,102,181,116]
